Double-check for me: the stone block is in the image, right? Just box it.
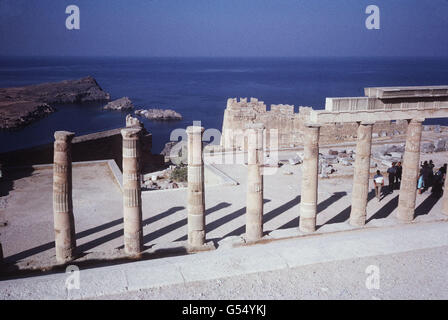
[389,152,403,159]
[288,156,301,165]
[339,158,352,166]
[435,138,447,152]
[386,144,405,153]
[421,142,435,153]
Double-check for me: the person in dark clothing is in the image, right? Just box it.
[431,167,444,197]
[395,161,402,188]
[387,162,396,193]
[441,163,447,176]
[420,161,432,192]
[429,160,435,170]
[428,160,435,187]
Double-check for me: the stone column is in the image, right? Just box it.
[443,173,448,216]
[121,127,143,256]
[397,118,424,222]
[349,122,374,226]
[299,124,320,233]
[187,126,205,248]
[245,123,264,242]
[53,131,76,263]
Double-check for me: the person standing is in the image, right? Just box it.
[421,161,432,192]
[441,163,447,176]
[387,162,396,193]
[373,170,384,202]
[418,173,425,194]
[396,161,402,188]
[428,160,435,187]
[431,166,444,197]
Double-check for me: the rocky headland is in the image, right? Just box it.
[0,76,110,129]
[103,97,134,111]
[103,97,183,121]
[135,108,182,121]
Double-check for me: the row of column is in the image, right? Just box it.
[186,124,265,247]
[299,118,448,233]
[46,118,448,264]
[51,128,144,263]
[50,124,267,263]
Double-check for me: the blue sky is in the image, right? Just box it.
[0,0,447,57]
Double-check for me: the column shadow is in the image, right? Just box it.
[80,206,187,252]
[222,197,296,238]
[147,202,233,244]
[318,206,351,228]
[5,205,187,263]
[280,191,348,230]
[317,191,347,213]
[366,195,399,223]
[414,194,440,218]
[316,189,376,229]
[175,199,271,241]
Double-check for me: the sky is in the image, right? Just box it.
[0,0,447,57]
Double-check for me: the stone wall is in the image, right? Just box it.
[220,97,408,150]
[0,128,164,172]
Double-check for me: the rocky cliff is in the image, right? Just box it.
[0,76,110,129]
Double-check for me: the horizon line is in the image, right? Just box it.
[1,54,448,60]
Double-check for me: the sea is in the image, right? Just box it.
[1,56,448,154]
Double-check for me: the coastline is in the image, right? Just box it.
[0,76,110,130]
[1,56,448,154]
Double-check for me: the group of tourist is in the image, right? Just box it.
[386,162,403,192]
[372,161,447,201]
[418,161,447,197]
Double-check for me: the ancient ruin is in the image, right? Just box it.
[245,123,265,242]
[52,131,76,263]
[299,125,320,233]
[221,85,448,230]
[186,126,206,249]
[121,127,144,256]
[349,122,374,226]
[221,98,409,151]
[1,84,448,272]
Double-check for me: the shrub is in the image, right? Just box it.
[171,165,188,182]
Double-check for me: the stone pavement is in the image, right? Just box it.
[0,220,447,299]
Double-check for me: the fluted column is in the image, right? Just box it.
[350,122,374,226]
[397,119,424,222]
[443,172,448,215]
[187,126,205,248]
[299,125,320,232]
[121,127,143,256]
[53,131,76,263]
[245,123,264,242]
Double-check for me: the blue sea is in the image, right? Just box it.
[1,56,448,154]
